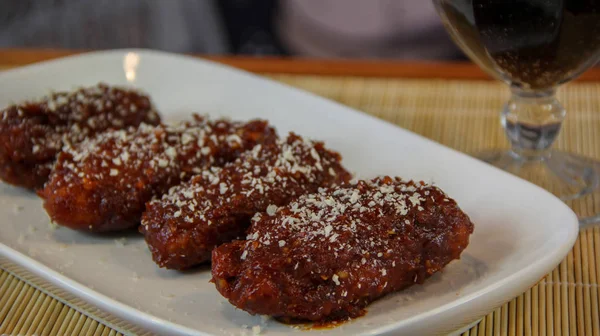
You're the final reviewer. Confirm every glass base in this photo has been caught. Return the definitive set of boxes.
[478,150,600,227]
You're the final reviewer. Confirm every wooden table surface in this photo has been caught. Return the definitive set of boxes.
[2,48,600,80]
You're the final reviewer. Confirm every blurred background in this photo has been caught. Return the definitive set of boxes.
[0,0,465,60]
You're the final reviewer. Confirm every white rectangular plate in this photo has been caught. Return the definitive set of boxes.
[0,50,578,336]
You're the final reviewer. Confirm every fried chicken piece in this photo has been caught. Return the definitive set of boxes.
[38,117,277,232]
[0,83,160,189]
[212,177,474,321]
[141,133,352,270]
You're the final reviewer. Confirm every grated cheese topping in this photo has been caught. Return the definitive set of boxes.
[239,177,452,289]
[1,83,159,157]
[143,133,350,229]
[50,117,258,191]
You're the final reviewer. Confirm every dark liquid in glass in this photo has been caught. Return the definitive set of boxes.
[438,0,600,89]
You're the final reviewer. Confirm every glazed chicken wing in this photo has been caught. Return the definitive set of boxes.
[212,177,474,321]
[141,133,352,270]
[39,117,277,232]
[0,84,160,189]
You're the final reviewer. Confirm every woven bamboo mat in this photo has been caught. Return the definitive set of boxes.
[1,74,599,335]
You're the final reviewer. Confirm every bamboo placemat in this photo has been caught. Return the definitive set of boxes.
[0,73,599,336]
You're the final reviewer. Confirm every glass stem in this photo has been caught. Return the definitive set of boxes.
[501,87,566,161]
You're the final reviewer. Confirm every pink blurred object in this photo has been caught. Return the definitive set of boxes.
[277,0,461,59]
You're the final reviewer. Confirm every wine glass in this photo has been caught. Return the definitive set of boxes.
[434,0,600,225]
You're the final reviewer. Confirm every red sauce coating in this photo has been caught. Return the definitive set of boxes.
[141,133,352,270]
[212,177,474,321]
[39,116,277,232]
[0,83,160,189]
